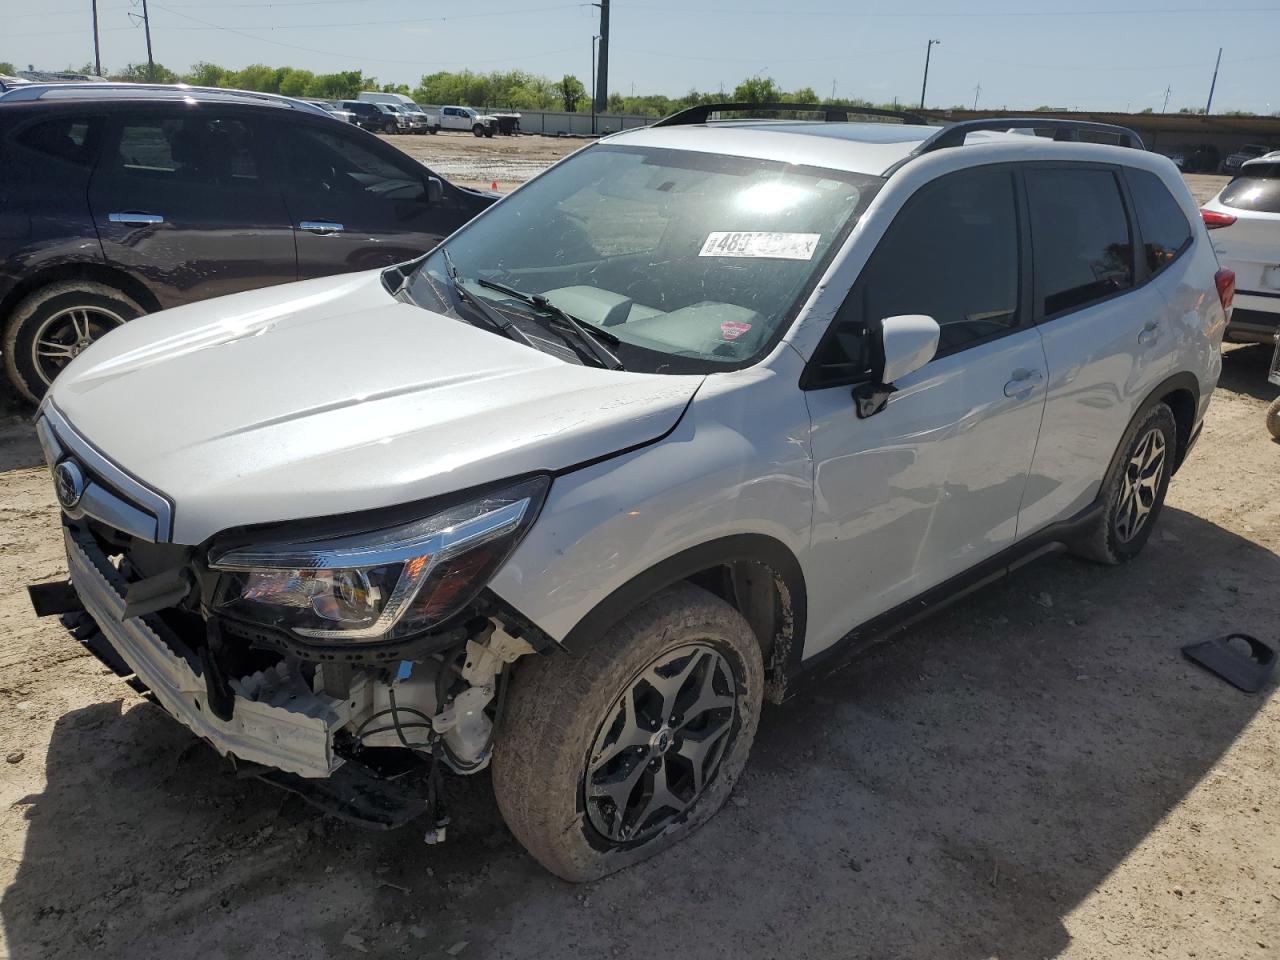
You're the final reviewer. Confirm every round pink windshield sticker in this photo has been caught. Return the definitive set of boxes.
[720,321,752,341]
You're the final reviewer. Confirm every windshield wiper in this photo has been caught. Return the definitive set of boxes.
[439,249,540,351]
[475,278,625,371]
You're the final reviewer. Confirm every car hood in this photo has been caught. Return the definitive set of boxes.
[48,271,702,544]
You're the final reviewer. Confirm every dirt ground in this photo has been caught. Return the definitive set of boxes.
[0,163,1276,960]
[380,130,583,192]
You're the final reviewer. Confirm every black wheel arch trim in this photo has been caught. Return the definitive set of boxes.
[557,533,808,673]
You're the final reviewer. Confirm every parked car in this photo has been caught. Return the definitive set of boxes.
[1202,151,1280,344]
[0,84,496,401]
[357,92,440,134]
[438,105,497,137]
[309,100,356,124]
[28,109,1227,885]
[1220,142,1272,176]
[340,99,400,133]
[1185,144,1221,174]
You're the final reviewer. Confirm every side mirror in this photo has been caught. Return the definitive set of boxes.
[852,314,940,419]
[424,176,443,204]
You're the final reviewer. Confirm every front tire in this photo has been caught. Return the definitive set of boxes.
[1266,396,1280,440]
[472,123,484,137]
[3,280,142,403]
[492,583,764,882]
[1071,403,1177,564]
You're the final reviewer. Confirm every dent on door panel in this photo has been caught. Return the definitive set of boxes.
[1017,281,1175,535]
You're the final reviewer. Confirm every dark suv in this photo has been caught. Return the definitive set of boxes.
[339,100,399,133]
[0,84,495,401]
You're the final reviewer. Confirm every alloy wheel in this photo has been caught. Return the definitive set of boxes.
[30,306,126,388]
[1115,426,1166,543]
[585,643,737,844]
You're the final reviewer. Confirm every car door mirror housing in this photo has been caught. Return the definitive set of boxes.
[425,176,443,204]
[879,314,940,384]
[852,314,940,419]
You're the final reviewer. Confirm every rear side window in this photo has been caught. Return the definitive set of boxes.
[807,167,1020,383]
[113,116,260,186]
[13,116,100,166]
[1218,164,1280,213]
[1127,169,1193,274]
[1026,167,1133,318]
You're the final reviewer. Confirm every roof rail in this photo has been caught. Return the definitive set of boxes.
[654,102,927,127]
[0,82,329,116]
[912,117,1146,155]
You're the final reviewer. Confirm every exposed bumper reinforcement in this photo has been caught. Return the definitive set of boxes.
[64,528,347,778]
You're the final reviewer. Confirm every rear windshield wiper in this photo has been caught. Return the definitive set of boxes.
[475,278,625,371]
[439,249,540,351]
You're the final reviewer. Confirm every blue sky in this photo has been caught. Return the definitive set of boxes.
[5,0,1278,114]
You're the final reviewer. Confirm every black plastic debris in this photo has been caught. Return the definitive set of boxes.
[1183,634,1276,693]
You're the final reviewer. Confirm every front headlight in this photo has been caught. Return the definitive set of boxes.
[209,476,548,642]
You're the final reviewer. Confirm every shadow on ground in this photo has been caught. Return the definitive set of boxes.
[2,503,1273,959]
[1220,342,1278,404]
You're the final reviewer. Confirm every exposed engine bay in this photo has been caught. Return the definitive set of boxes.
[36,517,545,841]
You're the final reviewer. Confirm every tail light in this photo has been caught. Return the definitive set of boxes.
[1201,209,1237,230]
[1215,268,1235,312]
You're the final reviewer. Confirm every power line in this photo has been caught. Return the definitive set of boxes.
[146,2,582,67]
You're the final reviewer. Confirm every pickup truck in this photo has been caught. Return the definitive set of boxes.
[439,105,497,137]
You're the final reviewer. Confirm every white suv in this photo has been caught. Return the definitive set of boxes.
[1201,150,1280,344]
[29,107,1229,883]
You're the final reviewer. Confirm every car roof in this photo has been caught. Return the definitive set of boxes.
[0,82,330,118]
[1241,150,1280,168]
[605,120,1141,178]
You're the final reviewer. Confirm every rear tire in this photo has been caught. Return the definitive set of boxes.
[3,280,143,404]
[483,127,495,138]
[1266,396,1280,440]
[1070,403,1177,565]
[492,583,764,882]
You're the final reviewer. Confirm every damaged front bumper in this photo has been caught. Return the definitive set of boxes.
[62,526,350,778]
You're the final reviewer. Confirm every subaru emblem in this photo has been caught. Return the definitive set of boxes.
[54,459,86,510]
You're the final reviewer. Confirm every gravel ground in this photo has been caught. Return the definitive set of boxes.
[0,165,1275,960]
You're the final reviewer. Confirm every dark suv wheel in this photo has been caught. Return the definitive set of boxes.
[3,281,143,403]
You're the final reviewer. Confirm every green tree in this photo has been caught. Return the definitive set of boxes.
[229,63,279,92]
[184,61,229,87]
[732,75,783,104]
[556,74,587,112]
[277,68,315,98]
[110,62,178,83]
[306,71,365,99]
[0,62,15,75]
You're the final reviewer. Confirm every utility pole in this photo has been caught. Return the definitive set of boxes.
[1204,46,1222,115]
[593,0,610,115]
[141,0,155,81]
[591,35,599,135]
[973,83,981,111]
[91,0,102,76]
[1162,85,1172,114]
[919,38,940,110]
[831,78,837,100]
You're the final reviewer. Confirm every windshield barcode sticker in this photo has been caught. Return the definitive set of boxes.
[699,231,821,260]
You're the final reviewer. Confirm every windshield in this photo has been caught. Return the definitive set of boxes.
[405,144,881,374]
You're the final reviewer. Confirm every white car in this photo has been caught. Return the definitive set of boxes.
[30,108,1228,884]
[1202,151,1280,343]
[438,104,496,137]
